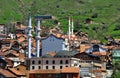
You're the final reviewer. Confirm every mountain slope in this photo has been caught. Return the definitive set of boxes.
[0,0,120,41]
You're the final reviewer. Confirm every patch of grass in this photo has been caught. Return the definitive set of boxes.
[0,0,120,42]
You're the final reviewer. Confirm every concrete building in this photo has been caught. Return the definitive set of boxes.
[42,34,69,55]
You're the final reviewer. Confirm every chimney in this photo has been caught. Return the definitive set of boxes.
[36,19,40,57]
[28,15,32,58]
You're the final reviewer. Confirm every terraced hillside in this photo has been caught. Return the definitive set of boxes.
[0,0,120,41]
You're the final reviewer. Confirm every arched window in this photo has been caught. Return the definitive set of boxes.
[66,60,69,64]
[46,60,49,64]
[52,60,55,64]
[46,66,48,69]
[60,60,63,64]
[38,60,41,64]
[60,66,62,69]
[32,66,35,69]
[38,66,41,69]
[32,60,35,64]
[52,66,55,69]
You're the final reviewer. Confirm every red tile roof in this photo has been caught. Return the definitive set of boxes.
[0,68,16,78]
[30,67,80,74]
[8,68,25,76]
[61,67,79,73]
[30,69,61,74]
[92,52,107,56]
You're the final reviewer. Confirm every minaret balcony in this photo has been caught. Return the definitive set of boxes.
[36,36,40,40]
[28,34,32,37]
[36,28,41,32]
[27,26,32,30]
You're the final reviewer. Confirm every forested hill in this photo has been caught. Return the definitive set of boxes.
[0,0,120,41]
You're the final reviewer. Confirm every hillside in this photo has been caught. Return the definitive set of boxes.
[0,0,120,41]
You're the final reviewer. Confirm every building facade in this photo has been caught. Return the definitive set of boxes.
[26,57,79,70]
[112,49,120,62]
[42,34,67,55]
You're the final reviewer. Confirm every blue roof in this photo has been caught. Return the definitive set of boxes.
[0,57,7,63]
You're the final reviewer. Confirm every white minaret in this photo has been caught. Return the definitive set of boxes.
[71,18,74,35]
[68,17,71,40]
[68,17,71,51]
[28,15,32,58]
[36,19,40,57]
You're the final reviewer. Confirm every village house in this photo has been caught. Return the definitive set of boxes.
[0,24,7,34]
[112,47,120,63]
[74,52,107,78]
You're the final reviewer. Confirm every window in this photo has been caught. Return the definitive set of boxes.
[17,61,19,64]
[46,60,49,64]
[52,66,55,69]
[32,66,35,69]
[93,45,99,52]
[52,60,55,64]
[60,66,62,69]
[32,60,35,64]
[74,63,78,66]
[66,60,69,64]
[79,65,81,68]
[38,66,41,69]
[17,68,19,70]
[38,60,41,64]
[46,66,48,69]
[60,60,63,64]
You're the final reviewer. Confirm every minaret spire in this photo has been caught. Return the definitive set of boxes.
[36,19,40,57]
[28,13,32,58]
[71,18,74,35]
[68,16,71,40]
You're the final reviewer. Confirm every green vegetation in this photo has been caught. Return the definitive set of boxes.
[111,61,120,78]
[0,0,120,41]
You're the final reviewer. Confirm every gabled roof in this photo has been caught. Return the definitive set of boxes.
[74,52,100,60]
[92,51,107,56]
[0,68,16,78]
[54,50,78,58]
[42,34,64,40]
[5,52,19,57]
[85,44,107,53]
[8,68,25,76]
[14,63,26,68]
